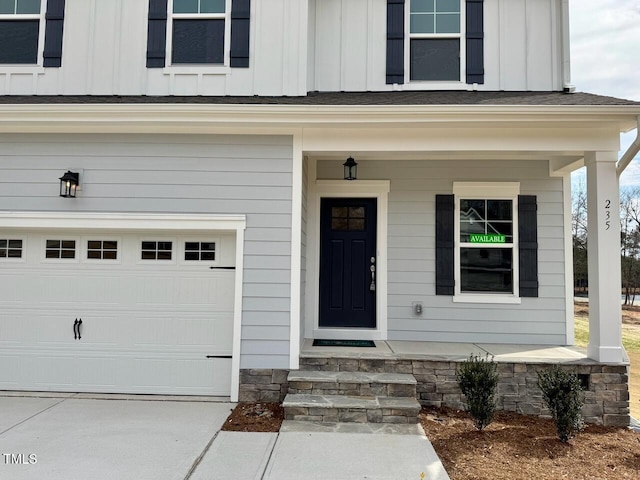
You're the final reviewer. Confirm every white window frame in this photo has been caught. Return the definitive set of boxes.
[0,235,26,262]
[165,0,232,72]
[0,0,46,71]
[405,0,466,88]
[453,182,520,304]
[179,237,219,265]
[138,238,177,264]
[41,236,79,263]
[83,237,121,264]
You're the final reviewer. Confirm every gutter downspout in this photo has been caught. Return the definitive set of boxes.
[617,116,640,176]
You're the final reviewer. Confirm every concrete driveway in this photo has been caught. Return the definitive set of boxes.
[0,393,232,480]
[0,393,450,480]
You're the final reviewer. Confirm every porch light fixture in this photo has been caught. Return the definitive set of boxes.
[59,171,79,198]
[343,156,358,181]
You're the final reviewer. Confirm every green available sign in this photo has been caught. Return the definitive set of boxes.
[470,234,506,244]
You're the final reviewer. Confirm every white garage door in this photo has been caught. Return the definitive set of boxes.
[0,230,235,396]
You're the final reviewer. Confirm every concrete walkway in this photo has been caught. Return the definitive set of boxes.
[0,394,449,480]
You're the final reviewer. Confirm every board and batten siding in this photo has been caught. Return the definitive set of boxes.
[316,159,566,345]
[0,0,308,96]
[0,133,293,369]
[309,0,563,92]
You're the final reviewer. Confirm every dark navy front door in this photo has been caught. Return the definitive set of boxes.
[319,198,377,328]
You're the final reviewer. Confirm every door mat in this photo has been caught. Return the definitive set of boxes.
[312,339,376,347]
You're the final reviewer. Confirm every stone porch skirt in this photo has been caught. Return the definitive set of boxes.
[238,341,630,427]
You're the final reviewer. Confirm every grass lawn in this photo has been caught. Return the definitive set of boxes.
[574,303,640,419]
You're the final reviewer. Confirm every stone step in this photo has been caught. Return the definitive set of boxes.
[287,370,417,397]
[299,355,414,374]
[283,393,421,424]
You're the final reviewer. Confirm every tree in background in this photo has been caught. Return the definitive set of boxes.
[572,181,640,304]
[572,181,588,294]
[620,187,640,305]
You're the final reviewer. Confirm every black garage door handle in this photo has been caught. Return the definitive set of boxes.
[77,319,82,340]
[73,319,78,340]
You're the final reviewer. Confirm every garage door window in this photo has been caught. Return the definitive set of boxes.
[184,241,216,261]
[87,240,118,260]
[46,239,76,259]
[0,238,23,259]
[141,241,173,260]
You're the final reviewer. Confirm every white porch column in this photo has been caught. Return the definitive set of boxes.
[585,151,624,363]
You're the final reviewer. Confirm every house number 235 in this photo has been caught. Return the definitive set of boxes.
[604,199,611,230]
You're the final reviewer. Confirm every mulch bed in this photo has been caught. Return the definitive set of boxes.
[420,406,640,480]
[221,402,284,432]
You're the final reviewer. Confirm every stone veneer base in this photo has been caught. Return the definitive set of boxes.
[239,358,630,427]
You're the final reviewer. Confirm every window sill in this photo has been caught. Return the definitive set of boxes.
[398,81,470,91]
[453,294,522,305]
[162,65,231,75]
[0,65,45,74]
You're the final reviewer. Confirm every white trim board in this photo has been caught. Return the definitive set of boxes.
[0,211,246,402]
[307,180,390,341]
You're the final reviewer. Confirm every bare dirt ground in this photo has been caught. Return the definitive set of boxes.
[420,406,640,480]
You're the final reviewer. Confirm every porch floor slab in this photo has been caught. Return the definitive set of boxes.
[301,339,629,365]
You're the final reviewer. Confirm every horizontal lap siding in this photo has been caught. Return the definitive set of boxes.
[317,159,566,345]
[0,133,293,369]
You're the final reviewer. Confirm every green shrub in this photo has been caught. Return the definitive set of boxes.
[537,365,585,442]
[456,354,499,431]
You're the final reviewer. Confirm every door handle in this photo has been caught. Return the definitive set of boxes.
[370,265,376,291]
[73,319,78,340]
[77,319,82,340]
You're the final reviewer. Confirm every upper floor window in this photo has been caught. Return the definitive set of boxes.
[0,0,42,64]
[146,0,250,69]
[409,0,461,81]
[169,0,228,65]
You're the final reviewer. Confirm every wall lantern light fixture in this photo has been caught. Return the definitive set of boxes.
[343,156,358,181]
[59,171,79,198]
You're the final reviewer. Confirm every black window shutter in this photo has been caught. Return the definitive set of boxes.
[465,0,484,84]
[386,0,404,84]
[146,0,168,68]
[518,195,538,298]
[435,194,455,295]
[230,0,250,67]
[43,0,65,68]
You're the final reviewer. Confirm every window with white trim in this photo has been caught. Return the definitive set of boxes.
[0,0,43,64]
[453,183,519,301]
[0,238,23,259]
[45,239,76,259]
[87,240,118,260]
[409,0,462,81]
[169,0,229,65]
[184,241,216,261]
[141,241,173,261]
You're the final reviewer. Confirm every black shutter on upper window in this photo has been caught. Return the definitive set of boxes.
[435,194,455,295]
[466,0,484,84]
[386,0,404,84]
[518,195,538,298]
[42,0,65,67]
[230,0,250,67]
[146,0,168,68]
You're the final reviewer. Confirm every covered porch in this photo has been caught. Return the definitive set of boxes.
[291,98,640,369]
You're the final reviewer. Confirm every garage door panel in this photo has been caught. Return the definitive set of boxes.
[128,314,233,352]
[0,230,236,396]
